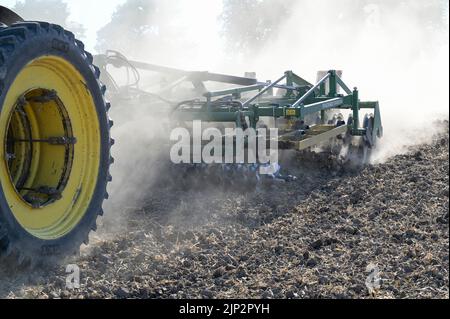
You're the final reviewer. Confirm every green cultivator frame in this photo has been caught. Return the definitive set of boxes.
[96,51,383,164]
[172,70,383,152]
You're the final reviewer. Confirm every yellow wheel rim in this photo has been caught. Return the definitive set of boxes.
[0,55,101,240]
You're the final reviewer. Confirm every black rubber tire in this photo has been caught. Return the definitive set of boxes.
[0,6,24,26]
[0,22,113,265]
[359,114,376,164]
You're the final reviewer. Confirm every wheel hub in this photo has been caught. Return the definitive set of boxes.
[6,88,75,208]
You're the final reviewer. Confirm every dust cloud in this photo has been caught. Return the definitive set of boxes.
[238,0,449,162]
[93,0,448,230]
[12,0,449,230]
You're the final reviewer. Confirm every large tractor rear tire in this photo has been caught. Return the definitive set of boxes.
[0,21,113,265]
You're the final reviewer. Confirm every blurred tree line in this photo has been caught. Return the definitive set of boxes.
[9,0,449,55]
[12,0,86,39]
[220,0,296,54]
[95,0,160,54]
[96,0,448,56]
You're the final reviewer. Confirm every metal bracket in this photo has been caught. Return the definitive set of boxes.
[15,136,77,145]
[27,90,58,103]
[21,186,63,207]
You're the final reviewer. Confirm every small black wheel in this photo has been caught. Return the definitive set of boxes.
[360,114,377,164]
